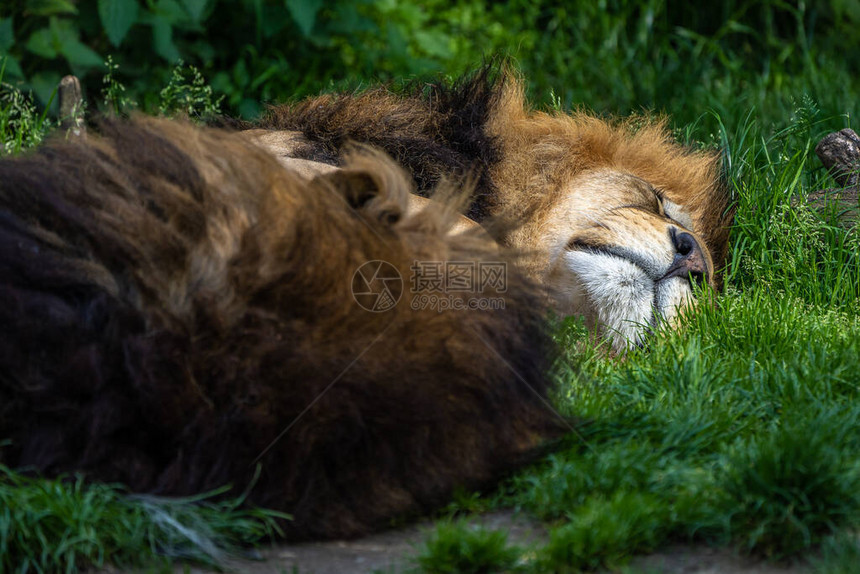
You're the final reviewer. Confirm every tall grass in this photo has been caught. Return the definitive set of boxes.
[480,0,860,138]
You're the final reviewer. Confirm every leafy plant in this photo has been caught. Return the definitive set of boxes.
[102,54,132,114]
[0,57,53,154]
[0,0,856,129]
[158,59,222,117]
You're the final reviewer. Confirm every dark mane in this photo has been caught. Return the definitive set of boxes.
[257,66,506,220]
[0,117,564,540]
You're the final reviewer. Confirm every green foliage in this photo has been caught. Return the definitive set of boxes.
[510,294,860,565]
[718,408,860,557]
[100,56,221,118]
[101,54,131,114]
[512,441,717,528]
[719,100,860,308]
[99,0,139,48]
[535,492,669,573]
[158,59,223,117]
[0,464,287,573]
[811,534,860,574]
[412,520,524,574]
[1,0,859,129]
[0,58,53,154]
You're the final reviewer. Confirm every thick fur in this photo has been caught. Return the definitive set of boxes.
[0,118,563,540]
[258,67,504,221]
[257,68,734,350]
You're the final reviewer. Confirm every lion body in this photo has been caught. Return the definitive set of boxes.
[0,118,561,539]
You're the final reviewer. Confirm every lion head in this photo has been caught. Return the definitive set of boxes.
[255,66,734,352]
[486,81,732,351]
[526,170,714,349]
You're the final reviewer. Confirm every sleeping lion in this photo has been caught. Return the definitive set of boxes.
[249,67,734,351]
[0,67,731,544]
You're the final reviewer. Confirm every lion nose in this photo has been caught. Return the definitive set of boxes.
[660,230,708,285]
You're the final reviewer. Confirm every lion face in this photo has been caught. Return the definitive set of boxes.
[537,169,715,351]
[482,80,731,353]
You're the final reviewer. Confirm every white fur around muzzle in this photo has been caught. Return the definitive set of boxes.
[560,250,694,351]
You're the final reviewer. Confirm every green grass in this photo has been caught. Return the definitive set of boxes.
[0,464,287,573]
[412,520,526,573]
[811,535,860,574]
[7,0,860,131]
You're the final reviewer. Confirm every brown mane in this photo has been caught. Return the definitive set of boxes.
[257,67,506,220]
[0,117,563,540]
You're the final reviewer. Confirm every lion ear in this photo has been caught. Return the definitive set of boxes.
[323,169,379,210]
[316,168,403,226]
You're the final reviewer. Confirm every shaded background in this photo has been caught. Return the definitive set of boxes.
[2,0,859,133]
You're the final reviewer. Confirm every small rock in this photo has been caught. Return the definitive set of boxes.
[815,128,860,187]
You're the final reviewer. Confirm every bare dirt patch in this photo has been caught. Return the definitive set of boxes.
[183,510,813,574]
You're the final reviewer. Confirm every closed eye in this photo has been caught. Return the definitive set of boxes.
[661,198,695,230]
[566,238,667,279]
[652,187,667,217]
[652,187,697,231]
[606,203,667,220]
[566,238,604,252]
